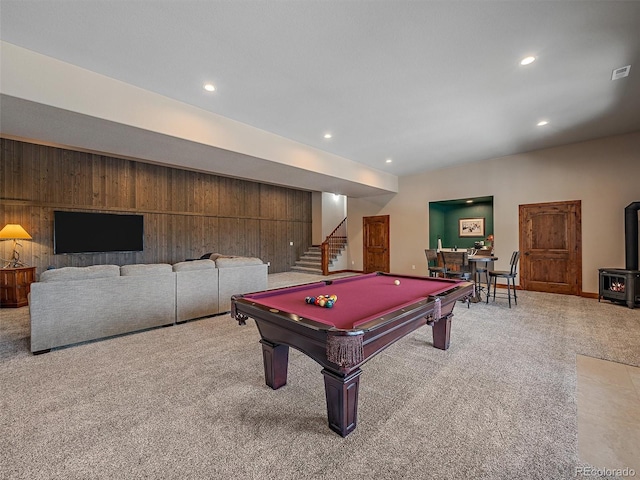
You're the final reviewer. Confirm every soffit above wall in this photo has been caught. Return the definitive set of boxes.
[0,43,398,198]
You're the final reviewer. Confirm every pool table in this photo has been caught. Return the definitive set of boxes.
[231,272,473,437]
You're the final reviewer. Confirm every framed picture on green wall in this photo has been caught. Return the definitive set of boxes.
[459,218,485,237]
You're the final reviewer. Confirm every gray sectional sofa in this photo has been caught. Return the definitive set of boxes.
[29,257,267,353]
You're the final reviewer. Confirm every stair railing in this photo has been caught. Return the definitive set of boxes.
[321,217,347,275]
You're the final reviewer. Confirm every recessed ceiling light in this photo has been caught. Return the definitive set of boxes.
[324,133,332,139]
[203,83,216,92]
[537,120,549,126]
[385,159,392,164]
[520,56,536,66]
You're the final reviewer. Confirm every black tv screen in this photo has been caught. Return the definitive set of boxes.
[54,211,144,254]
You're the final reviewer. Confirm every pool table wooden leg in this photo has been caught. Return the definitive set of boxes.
[431,313,453,350]
[322,368,362,437]
[260,339,289,389]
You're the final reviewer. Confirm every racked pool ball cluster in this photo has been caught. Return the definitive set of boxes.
[304,294,338,308]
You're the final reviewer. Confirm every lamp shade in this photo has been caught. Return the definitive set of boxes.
[0,224,32,240]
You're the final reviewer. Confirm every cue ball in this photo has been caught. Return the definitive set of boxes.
[394,280,400,285]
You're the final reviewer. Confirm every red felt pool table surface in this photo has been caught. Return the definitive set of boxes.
[241,273,462,330]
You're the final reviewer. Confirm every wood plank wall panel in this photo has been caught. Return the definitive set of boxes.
[260,184,280,220]
[201,216,221,257]
[0,139,312,276]
[242,219,262,259]
[219,177,244,218]
[200,173,220,216]
[259,220,280,271]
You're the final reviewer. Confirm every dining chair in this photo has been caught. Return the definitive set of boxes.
[487,251,520,307]
[424,249,445,277]
[440,251,473,281]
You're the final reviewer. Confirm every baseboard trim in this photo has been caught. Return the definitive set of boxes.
[581,292,598,299]
[493,284,598,298]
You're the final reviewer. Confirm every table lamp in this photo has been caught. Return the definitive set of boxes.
[0,224,32,268]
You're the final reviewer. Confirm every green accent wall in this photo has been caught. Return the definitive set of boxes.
[429,199,494,249]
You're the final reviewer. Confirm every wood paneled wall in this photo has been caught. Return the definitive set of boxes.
[0,139,312,276]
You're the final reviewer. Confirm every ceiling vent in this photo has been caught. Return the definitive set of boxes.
[611,65,631,80]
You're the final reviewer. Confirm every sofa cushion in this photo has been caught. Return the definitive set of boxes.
[173,259,216,272]
[120,264,173,276]
[40,265,121,282]
[215,256,264,268]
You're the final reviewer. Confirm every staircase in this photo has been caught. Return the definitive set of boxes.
[292,218,348,275]
[291,242,346,274]
[291,246,324,274]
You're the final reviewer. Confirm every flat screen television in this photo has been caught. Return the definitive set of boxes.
[54,211,144,254]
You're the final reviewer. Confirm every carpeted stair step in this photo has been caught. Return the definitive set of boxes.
[290,265,323,274]
[290,244,346,274]
[295,259,322,268]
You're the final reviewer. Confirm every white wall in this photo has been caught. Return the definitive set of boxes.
[322,193,347,238]
[311,192,347,245]
[347,131,640,294]
[329,251,349,272]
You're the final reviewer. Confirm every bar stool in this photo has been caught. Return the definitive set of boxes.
[471,248,492,301]
[487,251,520,307]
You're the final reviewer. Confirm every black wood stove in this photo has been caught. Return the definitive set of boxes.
[599,202,640,309]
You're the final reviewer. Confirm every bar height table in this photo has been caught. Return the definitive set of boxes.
[468,256,497,303]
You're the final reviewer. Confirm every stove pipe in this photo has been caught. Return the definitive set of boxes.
[625,202,640,271]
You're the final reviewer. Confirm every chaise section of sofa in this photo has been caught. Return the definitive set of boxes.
[215,256,268,313]
[29,264,176,353]
[173,259,219,322]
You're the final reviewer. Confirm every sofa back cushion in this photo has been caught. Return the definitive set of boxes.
[40,265,121,282]
[120,264,173,276]
[173,259,216,272]
[215,257,263,268]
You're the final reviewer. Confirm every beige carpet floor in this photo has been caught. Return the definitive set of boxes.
[1,273,639,479]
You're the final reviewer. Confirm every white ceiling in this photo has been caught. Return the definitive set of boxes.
[1,1,640,195]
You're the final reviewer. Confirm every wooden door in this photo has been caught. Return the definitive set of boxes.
[519,200,582,295]
[363,215,390,273]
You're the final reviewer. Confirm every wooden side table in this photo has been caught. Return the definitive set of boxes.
[0,266,36,308]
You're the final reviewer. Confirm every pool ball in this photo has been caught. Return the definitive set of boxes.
[394,280,401,286]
